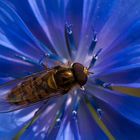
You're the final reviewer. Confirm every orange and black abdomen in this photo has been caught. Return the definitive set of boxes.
[7,71,59,105]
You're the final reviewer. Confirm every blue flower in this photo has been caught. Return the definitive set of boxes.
[0,0,140,140]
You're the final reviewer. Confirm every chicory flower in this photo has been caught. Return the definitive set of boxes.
[0,0,140,140]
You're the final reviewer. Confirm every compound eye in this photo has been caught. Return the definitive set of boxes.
[72,63,88,86]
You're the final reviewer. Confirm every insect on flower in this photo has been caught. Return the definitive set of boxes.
[0,23,99,114]
[7,62,90,106]
[0,10,107,138]
[1,0,140,140]
[0,20,106,139]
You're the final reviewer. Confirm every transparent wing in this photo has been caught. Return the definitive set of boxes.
[0,69,62,113]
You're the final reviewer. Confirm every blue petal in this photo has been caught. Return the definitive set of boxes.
[0,104,40,139]
[97,19,140,68]
[88,96,140,140]
[0,0,47,77]
[0,0,66,79]
[7,0,84,59]
[87,84,140,125]
[76,0,115,62]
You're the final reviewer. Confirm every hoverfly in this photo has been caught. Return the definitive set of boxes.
[0,62,90,113]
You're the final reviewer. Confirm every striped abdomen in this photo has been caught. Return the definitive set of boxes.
[7,71,59,105]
